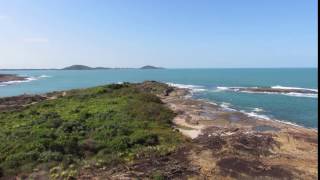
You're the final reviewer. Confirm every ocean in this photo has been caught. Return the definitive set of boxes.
[0,68,317,128]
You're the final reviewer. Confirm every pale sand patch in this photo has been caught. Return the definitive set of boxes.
[178,129,202,139]
[173,116,205,139]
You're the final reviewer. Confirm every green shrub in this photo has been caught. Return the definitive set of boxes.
[152,171,166,180]
[44,117,63,129]
[0,82,181,177]
[39,151,63,162]
[130,131,159,146]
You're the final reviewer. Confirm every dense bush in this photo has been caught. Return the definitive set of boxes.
[0,83,182,177]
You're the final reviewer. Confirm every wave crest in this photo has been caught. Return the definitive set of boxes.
[216,85,318,98]
[0,75,51,87]
[166,82,206,92]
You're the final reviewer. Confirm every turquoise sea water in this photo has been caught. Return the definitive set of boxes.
[0,68,318,128]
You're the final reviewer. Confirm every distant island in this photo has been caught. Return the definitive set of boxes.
[62,65,110,70]
[140,65,164,69]
[0,65,165,70]
[62,65,164,70]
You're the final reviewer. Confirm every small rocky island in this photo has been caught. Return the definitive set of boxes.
[224,87,318,94]
[0,74,27,83]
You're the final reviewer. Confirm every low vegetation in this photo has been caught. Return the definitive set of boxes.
[0,82,183,178]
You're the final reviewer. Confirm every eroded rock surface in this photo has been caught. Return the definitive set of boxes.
[224,87,317,94]
[0,74,27,83]
[158,83,318,179]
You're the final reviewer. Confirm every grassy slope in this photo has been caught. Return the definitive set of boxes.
[0,83,183,178]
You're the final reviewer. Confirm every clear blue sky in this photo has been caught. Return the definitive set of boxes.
[0,0,317,68]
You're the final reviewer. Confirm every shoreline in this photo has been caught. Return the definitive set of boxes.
[165,84,317,132]
[0,81,317,132]
[158,83,318,178]
[0,74,52,88]
[194,97,309,129]
[0,74,28,84]
[0,81,318,179]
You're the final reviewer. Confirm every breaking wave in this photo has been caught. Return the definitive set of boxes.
[0,75,51,87]
[240,110,302,127]
[166,82,207,93]
[219,102,237,111]
[216,85,318,98]
[217,102,303,127]
[271,85,318,92]
[252,107,264,112]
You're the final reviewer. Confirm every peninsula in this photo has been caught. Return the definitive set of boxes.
[0,81,317,179]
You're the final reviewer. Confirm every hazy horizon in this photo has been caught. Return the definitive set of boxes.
[0,64,318,70]
[0,0,318,69]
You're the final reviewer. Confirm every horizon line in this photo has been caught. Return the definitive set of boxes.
[0,67,318,70]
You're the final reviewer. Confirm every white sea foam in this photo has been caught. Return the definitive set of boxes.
[201,86,309,127]
[216,86,230,90]
[0,75,50,87]
[0,77,35,86]
[252,107,264,112]
[217,101,272,120]
[207,101,218,106]
[215,101,304,127]
[238,110,303,127]
[284,92,318,98]
[219,102,237,111]
[240,110,271,120]
[216,85,318,98]
[240,90,318,98]
[166,82,206,92]
[271,85,318,92]
[38,74,51,78]
[272,119,302,127]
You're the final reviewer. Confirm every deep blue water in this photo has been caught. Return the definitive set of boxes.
[0,68,317,128]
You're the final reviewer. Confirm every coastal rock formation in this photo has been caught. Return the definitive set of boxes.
[221,86,318,94]
[0,81,317,179]
[0,94,46,112]
[158,83,318,179]
[0,74,27,83]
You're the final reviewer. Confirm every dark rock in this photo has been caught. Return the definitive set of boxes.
[0,74,27,83]
[163,87,174,96]
[217,157,293,179]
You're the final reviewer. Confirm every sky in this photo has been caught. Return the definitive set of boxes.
[0,0,318,68]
